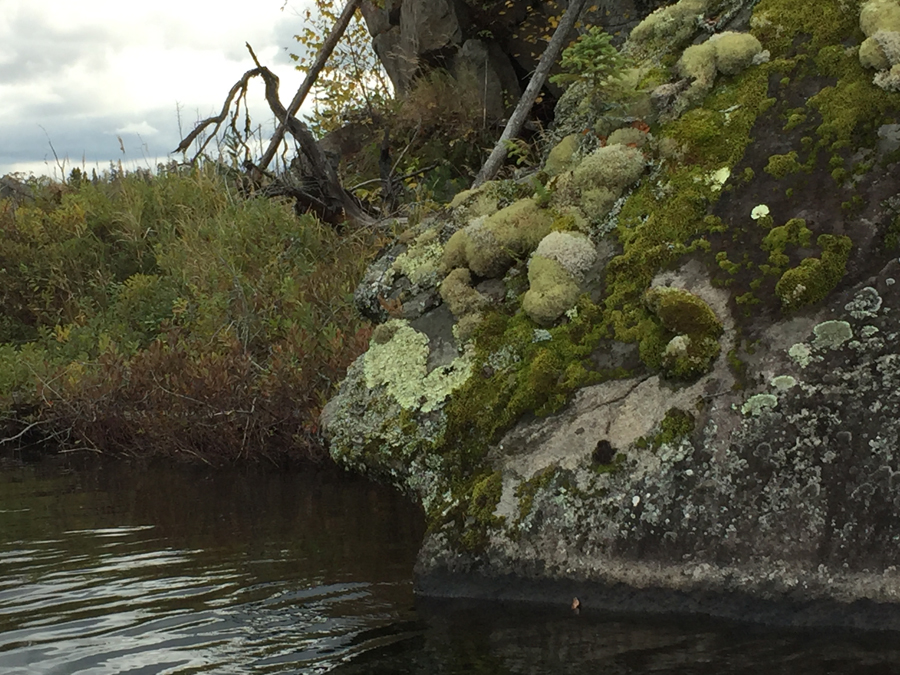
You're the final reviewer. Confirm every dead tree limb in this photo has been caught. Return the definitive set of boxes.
[258,0,363,173]
[472,0,589,188]
[174,71,258,160]
[251,61,372,225]
[175,46,372,227]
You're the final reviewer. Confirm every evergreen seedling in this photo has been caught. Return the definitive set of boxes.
[551,27,628,93]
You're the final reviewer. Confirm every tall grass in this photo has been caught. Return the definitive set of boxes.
[0,164,383,464]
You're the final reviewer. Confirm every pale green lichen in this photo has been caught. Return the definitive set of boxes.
[544,134,580,176]
[522,256,581,326]
[873,63,900,91]
[709,32,765,76]
[553,144,646,222]
[629,0,710,52]
[771,375,798,391]
[789,342,813,367]
[441,198,554,278]
[607,127,648,148]
[845,287,883,319]
[860,0,900,37]
[859,1,900,90]
[706,166,731,191]
[812,320,854,349]
[742,393,779,415]
[520,228,596,328]
[440,268,489,317]
[533,231,597,280]
[364,319,473,413]
[859,31,900,70]
[392,231,444,286]
[675,32,764,113]
[751,204,770,220]
[449,183,501,221]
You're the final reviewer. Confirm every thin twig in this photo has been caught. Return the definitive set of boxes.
[349,163,439,191]
[0,419,50,445]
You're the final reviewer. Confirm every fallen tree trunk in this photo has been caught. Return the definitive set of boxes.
[472,0,589,188]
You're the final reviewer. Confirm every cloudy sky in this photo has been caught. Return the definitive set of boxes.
[0,0,321,178]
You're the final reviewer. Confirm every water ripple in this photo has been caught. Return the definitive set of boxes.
[0,465,423,674]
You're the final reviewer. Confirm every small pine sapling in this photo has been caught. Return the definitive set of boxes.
[550,27,629,94]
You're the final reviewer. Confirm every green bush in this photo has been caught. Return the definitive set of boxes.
[0,165,382,463]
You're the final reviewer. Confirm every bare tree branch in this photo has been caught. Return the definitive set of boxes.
[0,419,50,445]
[258,0,364,173]
[175,45,372,227]
[173,71,258,158]
[252,61,372,225]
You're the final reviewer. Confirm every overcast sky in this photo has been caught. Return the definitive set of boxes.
[0,0,320,178]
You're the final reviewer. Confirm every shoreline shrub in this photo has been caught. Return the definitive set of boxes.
[0,165,382,464]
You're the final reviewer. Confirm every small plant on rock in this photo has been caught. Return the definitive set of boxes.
[550,27,629,94]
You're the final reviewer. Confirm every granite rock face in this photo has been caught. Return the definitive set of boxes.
[324,0,900,628]
[360,0,663,109]
[415,278,900,627]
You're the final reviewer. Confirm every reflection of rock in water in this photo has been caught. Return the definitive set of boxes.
[333,597,900,675]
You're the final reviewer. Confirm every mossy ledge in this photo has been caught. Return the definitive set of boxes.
[323,0,900,627]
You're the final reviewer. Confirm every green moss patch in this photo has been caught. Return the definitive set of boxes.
[636,406,697,450]
[441,198,554,278]
[775,234,853,308]
[641,287,724,379]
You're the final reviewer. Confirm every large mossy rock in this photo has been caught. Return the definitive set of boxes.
[360,0,665,107]
[324,0,900,628]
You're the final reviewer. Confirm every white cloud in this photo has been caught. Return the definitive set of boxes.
[0,0,318,176]
[115,122,160,136]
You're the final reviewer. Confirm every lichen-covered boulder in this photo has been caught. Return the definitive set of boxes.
[322,317,475,507]
[326,0,900,630]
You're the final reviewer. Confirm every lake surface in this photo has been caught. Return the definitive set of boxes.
[1,455,899,674]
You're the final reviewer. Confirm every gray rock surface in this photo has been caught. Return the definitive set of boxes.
[362,0,665,112]
[324,0,900,629]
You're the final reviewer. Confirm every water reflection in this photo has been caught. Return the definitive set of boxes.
[3,458,900,674]
[335,598,900,675]
[0,458,424,674]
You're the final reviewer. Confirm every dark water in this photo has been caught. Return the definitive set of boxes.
[1,458,899,674]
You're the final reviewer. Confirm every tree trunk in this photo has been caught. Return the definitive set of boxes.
[472,0,589,188]
[258,0,364,173]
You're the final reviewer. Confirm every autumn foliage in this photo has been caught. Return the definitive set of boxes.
[0,164,382,464]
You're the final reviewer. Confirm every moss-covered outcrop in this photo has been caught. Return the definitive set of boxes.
[323,0,900,628]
